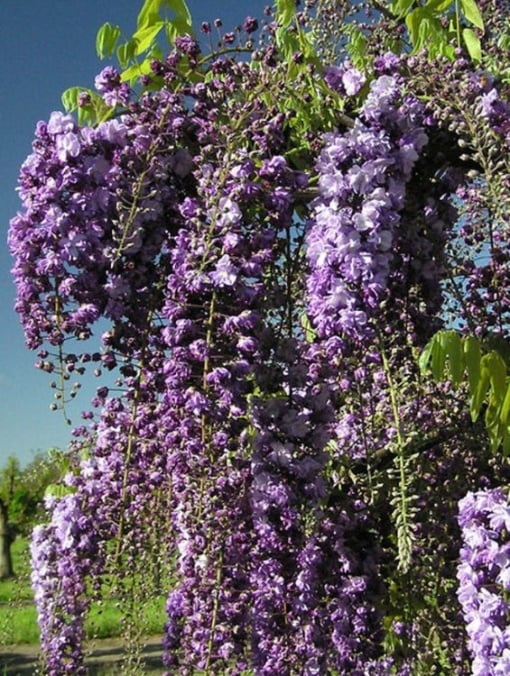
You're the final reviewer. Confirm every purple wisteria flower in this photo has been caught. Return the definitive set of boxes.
[457,488,510,675]
[324,63,366,96]
[306,72,428,344]
[94,65,131,106]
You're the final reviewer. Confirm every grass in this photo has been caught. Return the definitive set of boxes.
[0,537,168,647]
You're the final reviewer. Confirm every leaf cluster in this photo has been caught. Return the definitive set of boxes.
[420,330,510,453]
[391,0,484,61]
[62,0,194,126]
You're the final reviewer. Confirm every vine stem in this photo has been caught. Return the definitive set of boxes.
[378,337,413,573]
[113,373,142,566]
[204,549,224,673]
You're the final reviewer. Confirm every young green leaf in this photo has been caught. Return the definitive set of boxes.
[440,330,464,387]
[499,383,510,430]
[483,352,507,403]
[167,0,192,25]
[418,337,434,374]
[471,359,490,422]
[61,86,82,113]
[462,27,482,61]
[96,22,121,59]
[391,0,414,19]
[132,22,164,55]
[430,334,447,381]
[461,0,484,29]
[276,0,296,27]
[300,314,317,344]
[117,38,138,69]
[345,25,369,69]
[120,58,154,85]
[464,335,481,398]
[425,0,453,11]
[137,0,163,29]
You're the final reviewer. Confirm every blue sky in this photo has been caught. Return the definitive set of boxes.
[0,0,266,466]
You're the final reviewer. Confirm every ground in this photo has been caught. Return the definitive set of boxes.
[0,636,165,675]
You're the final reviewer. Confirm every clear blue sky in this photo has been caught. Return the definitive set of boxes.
[0,0,266,467]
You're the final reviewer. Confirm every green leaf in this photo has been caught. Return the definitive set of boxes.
[483,352,507,403]
[500,383,510,427]
[430,334,447,381]
[117,39,138,68]
[345,25,369,69]
[391,0,415,18]
[300,314,316,344]
[462,27,482,61]
[464,335,481,398]
[484,334,510,367]
[276,26,299,56]
[276,0,296,27]
[406,8,421,47]
[418,339,434,374]
[132,21,164,55]
[167,0,192,25]
[120,58,155,85]
[61,86,82,113]
[171,16,194,38]
[440,331,464,386]
[484,399,504,453]
[137,0,163,29]
[45,483,75,499]
[461,0,484,29]
[471,359,490,421]
[425,0,453,11]
[96,22,121,59]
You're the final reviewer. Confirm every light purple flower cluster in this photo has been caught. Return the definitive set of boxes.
[154,82,319,669]
[306,69,428,343]
[457,488,510,675]
[30,493,100,675]
[8,93,191,355]
[11,17,510,674]
[94,66,131,107]
[10,72,199,672]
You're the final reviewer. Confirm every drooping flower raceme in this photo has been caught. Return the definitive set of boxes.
[306,71,428,344]
[457,488,510,675]
[9,13,510,675]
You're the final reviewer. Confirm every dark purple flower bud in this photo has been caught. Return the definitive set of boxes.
[175,34,201,58]
[242,16,259,34]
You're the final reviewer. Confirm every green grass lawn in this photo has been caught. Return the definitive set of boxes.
[0,538,167,646]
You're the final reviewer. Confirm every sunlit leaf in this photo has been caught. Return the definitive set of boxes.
[391,0,414,18]
[61,86,82,113]
[483,352,507,403]
[300,314,316,344]
[461,0,484,29]
[117,38,138,68]
[464,335,481,398]
[440,330,464,386]
[426,0,453,11]
[463,27,482,61]
[137,0,163,29]
[276,0,296,27]
[132,22,164,55]
[471,359,490,421]
[167,0,192,25]
[96,22,121,59]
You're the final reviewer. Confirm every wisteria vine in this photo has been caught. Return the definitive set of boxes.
[8,0,510,674]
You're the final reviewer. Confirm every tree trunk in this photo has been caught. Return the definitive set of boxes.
[0,497,14,579]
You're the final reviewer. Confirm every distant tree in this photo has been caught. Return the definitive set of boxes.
[0,452,62,578]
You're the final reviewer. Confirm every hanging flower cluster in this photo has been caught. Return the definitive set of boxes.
[8,2,510,674]
[306,64,429,344]
[457,489,510,675]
